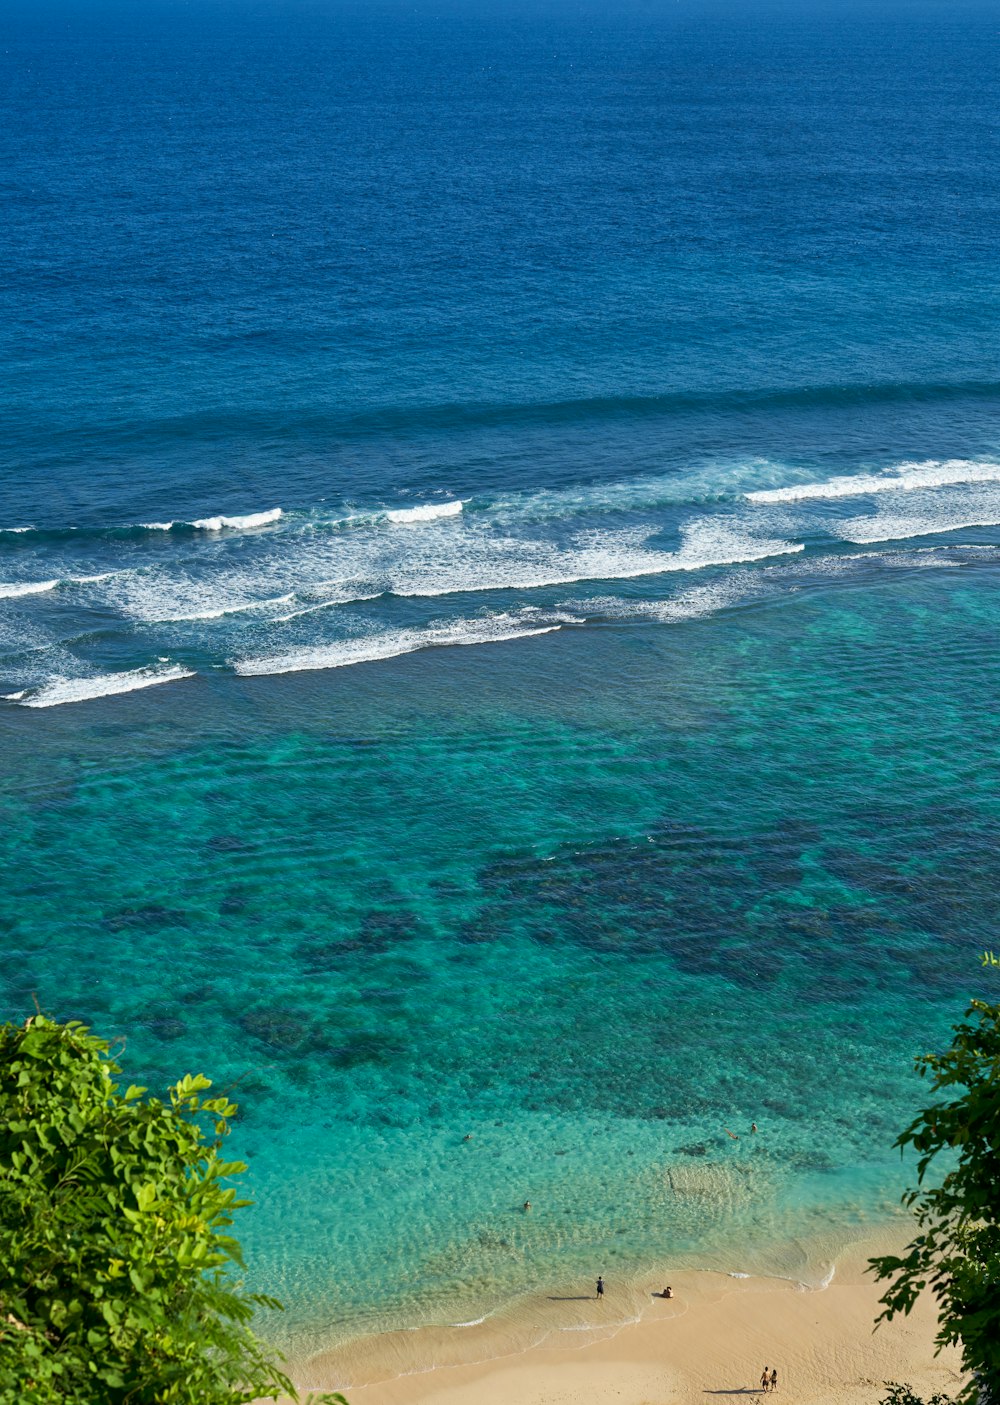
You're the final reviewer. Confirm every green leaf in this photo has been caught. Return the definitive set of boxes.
[869,984,1000,1404]
[0,1015,308,1405]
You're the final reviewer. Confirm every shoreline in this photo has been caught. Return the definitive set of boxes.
[275,1223,963,1404]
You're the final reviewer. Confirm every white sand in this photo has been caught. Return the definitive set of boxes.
[284,1234,963,1405]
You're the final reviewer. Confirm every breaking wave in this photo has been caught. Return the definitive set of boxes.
[0,572,128,602]
[383,501,464,524]
[0,579,60,599]
[838,486,1000,544]
[233,615,561,677]
[747,458,1000,504]
[3,662,194,708]
[142,508,284,533]
[388,523,802,599]
[6,455,1000,707]
[0,509,284,544]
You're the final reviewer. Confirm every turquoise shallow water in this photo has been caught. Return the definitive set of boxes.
[2,557,995,1357]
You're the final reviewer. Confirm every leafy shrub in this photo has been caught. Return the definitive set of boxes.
[870,978,1000,1405]
[0,1016,345,1405]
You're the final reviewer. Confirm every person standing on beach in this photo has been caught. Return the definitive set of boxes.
[596,1275,604,1299]
[760,1367,770,1392]
[770,1368,778,1392]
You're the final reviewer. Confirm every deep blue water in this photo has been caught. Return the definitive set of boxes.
[2,0,1000,1375]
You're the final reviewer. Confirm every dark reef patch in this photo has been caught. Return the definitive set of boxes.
[463,808,980,997]
[103,904,190,931]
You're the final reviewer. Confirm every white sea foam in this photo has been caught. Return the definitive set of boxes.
[93,519,805,641]
[582,539,994,628]
[747,458,1000,504]
[142,508,283,532]
[390,522,802,599]
[120,577,378,626]
[311,498,462,530]
[839,500,1000,544]
[486,461,781,525]
[384,500,464,524]
[105,567,304,624]
[0,579,59,599]
[3,662,194,708]
[0,628,59,664]
[651,580,756,620]
[191,507,283,531]
[272,592,381,624]
[0,573,124,600]
[580,578,757,625]
[233,615,560,677]
[571,538,974,629]
[160,592,298,623]
[669,520,803,570]
[840,547,970,568]
[203,520,797,610]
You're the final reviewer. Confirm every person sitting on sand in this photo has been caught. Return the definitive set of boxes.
[658,1286,673,1299]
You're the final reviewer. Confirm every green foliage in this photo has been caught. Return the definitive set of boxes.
[879,1382,957,1405]
[869,984,1000,1405]
[0,1016,347,1405]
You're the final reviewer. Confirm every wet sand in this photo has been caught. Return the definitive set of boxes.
[284,1232,962,1405]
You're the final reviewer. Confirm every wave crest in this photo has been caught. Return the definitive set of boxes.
[0,579,59,599]
[143,508,283,532]
[233,614,559,677]
[4,663,194,708]
[384,500,464,524]
[747,458,1000,504]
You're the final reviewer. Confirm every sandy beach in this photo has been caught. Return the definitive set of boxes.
[287,1233,964,1405]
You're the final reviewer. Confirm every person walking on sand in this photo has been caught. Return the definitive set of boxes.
[596,1275,604,1299]
[760,1367,770,1393]
[770,1368,778,1392]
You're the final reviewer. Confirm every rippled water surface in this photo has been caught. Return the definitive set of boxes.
[2,0,999,1362]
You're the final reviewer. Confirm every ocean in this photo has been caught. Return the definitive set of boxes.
[2,0,999,1380]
